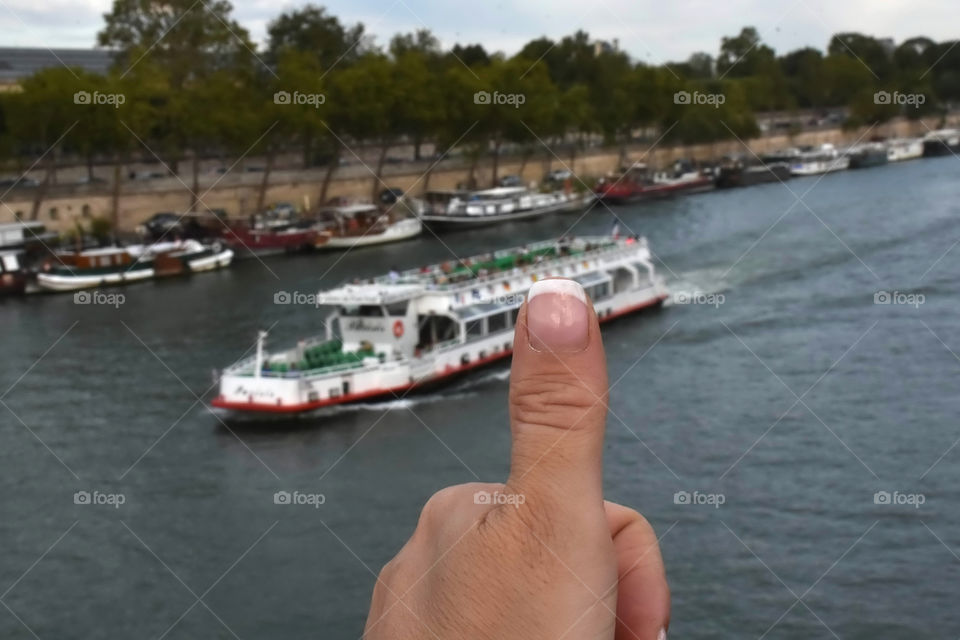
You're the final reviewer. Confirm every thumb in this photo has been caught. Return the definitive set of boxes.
[507,278,609,506]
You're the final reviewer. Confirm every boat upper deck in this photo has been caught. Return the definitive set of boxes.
[316,236,649,305]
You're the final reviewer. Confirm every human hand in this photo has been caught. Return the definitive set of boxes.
[364,278,670,639]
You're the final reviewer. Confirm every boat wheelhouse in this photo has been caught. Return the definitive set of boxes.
[419,186,593,230]
[885,138,924,163]
[0,251,27,296]
[0,221,58,252]
[212,236,668,416]
[790,144,850,176]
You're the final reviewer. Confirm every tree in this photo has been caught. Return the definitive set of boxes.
[827,32,893,80]
[99,0,253,87]
[327,54,400,201]
[718,27,776,77]
[266,4,367,69]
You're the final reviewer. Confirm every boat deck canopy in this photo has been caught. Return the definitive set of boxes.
[574,271,613,287]
[317,283,425,305]
[455,301,517,322]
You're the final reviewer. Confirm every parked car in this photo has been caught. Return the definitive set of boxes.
[379,188,404,205]
[75,176,107,185]
[0,176,39,188]
[545,169,573,183]
[498,174,523,187]
[139,213,182,238]
[270,202,297,217]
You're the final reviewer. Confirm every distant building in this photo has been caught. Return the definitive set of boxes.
[593,39,621,56]
[0,47,114,92]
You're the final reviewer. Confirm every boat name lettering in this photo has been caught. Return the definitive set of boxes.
[347,319,386,333]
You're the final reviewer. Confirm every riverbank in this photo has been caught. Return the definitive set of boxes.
[1,115,953,233]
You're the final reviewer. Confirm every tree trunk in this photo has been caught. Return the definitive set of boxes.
[467,152,480,190]
[87,155,95,181]
[30,150,56,221]
[414,135,422,161]
[422,166,433,194]
[302,134,313,169]
[256,148,276,213]
[490,137,502,187]
[372,143,390,202]
[518,149,533,180]
[190,151,201,211]
[111,154,123,233]
[319,149,341,205]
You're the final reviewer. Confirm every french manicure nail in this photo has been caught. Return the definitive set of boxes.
[526,279,589,353]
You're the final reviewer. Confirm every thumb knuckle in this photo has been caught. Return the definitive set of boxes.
[510,374,606,432]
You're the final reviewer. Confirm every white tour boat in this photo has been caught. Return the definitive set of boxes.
[420,186,594,231]
[885,138,924,163]
[790,144,851,176]
[211,236,668,416]
[36,239,233,292]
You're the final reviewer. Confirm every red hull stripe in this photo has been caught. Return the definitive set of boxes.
[211,295,667,414]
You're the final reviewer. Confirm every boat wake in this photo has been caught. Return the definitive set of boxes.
[663,267,731,307]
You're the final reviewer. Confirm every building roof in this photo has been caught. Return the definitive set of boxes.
[0,48,114,84]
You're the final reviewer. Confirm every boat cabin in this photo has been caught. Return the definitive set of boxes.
[55,247,135,270]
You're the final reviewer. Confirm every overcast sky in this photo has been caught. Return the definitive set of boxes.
[2,0,957,63]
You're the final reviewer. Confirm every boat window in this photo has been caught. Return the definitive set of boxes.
[511,307,520,326]
[1,254,18,271]
[341,305,385,317]
[385,301,408,316]
[100,256,111,267]
[466,319,484,338]
[488,312,507,334]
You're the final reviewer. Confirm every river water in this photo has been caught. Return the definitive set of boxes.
[2,156,959,638]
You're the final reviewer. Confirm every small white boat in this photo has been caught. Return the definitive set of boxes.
[885,138,924,163]
[212,235,668,417]
[420,187,594,230]
[790,144,850,176]
[314,202,422,250]
[36,240,233,292]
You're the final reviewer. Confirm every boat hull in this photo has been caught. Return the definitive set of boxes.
[35,249,233,292]
[594,179,715,204]
[923,139,960,157]
[715,165,791,189]
[318,219,422,249]
[211,293,667,417]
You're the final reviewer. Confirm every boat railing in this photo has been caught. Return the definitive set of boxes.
[234,358,369,379]
[420,240,647,292]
